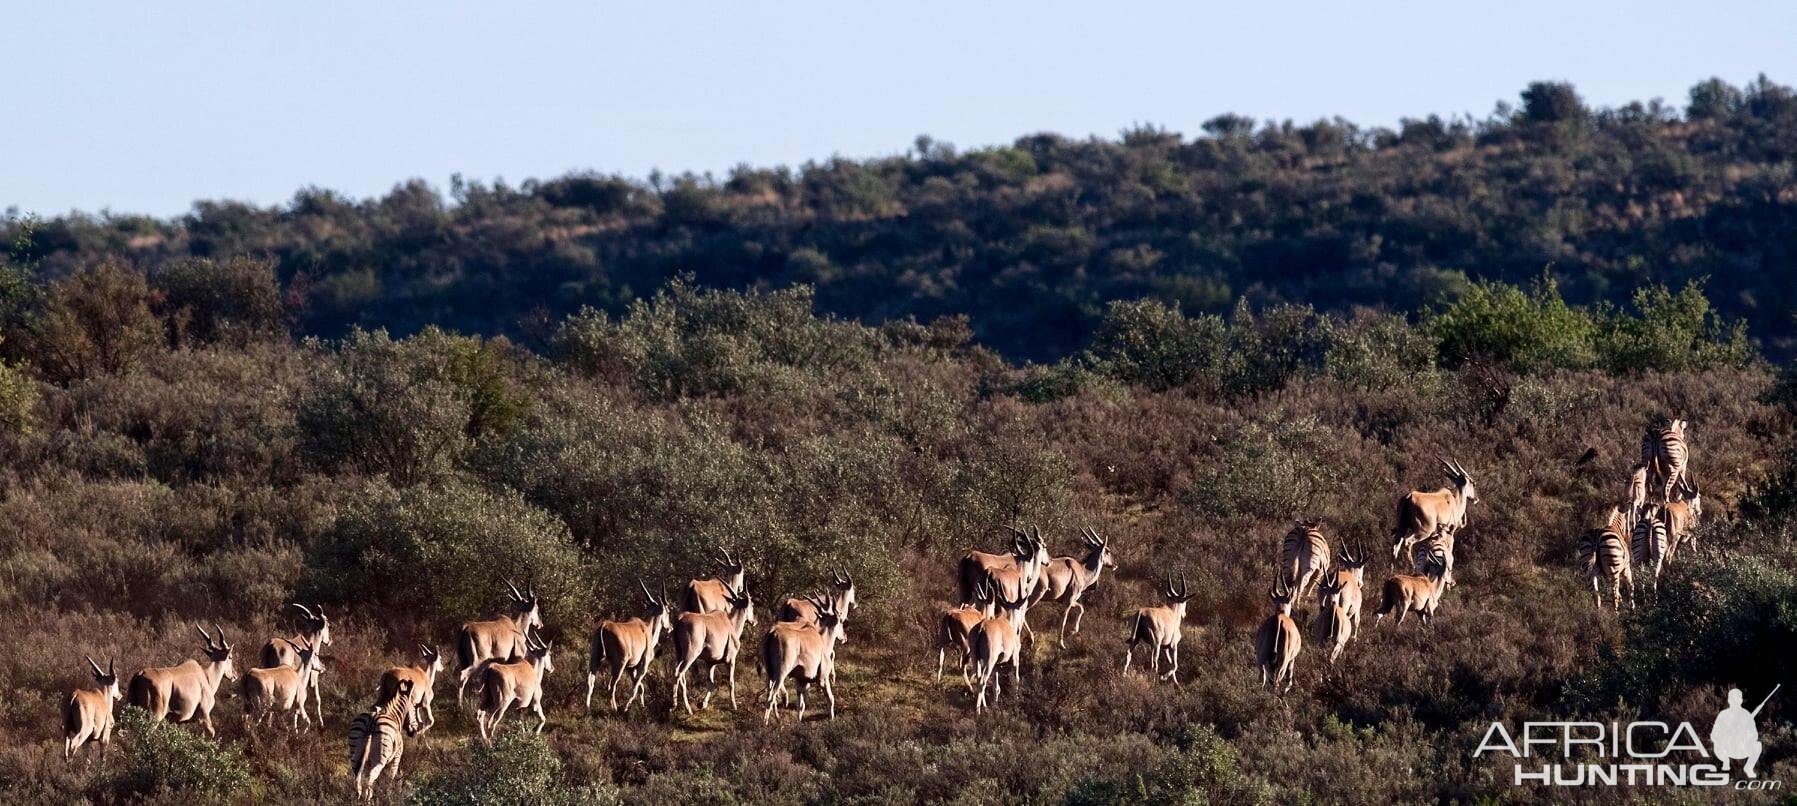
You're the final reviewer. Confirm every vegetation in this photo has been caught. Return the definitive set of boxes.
[3,78,1797,800]
[7,78,1797,362]
[0,252,1786,802]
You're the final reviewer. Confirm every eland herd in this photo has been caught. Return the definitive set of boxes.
[55,419,1701,798]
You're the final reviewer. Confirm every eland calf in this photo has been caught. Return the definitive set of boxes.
[476,630,554,744]
[1255,577,1302,692]
[454,578,542,707]
[63,656,120,762]
[1123,574,1195,684]
[259,603,332,727]
[1376,542,1454,627]
[241,636,327,734]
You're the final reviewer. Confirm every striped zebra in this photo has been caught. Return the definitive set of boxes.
[1641,419,1691,504]
[1281,520,1331,606]
[1579,508,1633,611]
[348,679,420,801]
[1411,527,1457,587]
[1631,505,1671,601]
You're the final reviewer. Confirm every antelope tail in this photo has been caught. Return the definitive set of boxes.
[455,627,476,672]
[588,634,606,675]
[126,673,161,715]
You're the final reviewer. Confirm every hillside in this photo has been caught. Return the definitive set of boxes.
[6,77,1797,361]
[0,264,1793,802]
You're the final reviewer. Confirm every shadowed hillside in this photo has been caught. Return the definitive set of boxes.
[7,77,1797,361]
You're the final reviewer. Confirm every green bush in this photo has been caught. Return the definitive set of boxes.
[1078,299,1228,392]
[0,347,36,433]
[411,732,618,806]
[110,706,251,801]
[297,327,529,485]
[1067,725,1269,806]
[301,478,593,632]
[151,256,286,347]
[27,261,165,383]
[552,280,882,400]
[1181,416,1332,520]
[1429,276,1597,372]
[1594,279,1753,372]
[1324,309,1438,390]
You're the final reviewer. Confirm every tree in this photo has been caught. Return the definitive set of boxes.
[296,327,528,485]
[30,261,163,383]
[1520,81,1589,125]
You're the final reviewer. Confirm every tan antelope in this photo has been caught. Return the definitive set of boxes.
[934,579,997,690]
[771,570,857,706]
[957,526,1050,606]
[1631,504,1671,602]
[969,581,1033,712]
[476,630,554,744]
[1580,508,1634,611]
[1375,542,1453,627]
[1391,458,1479,560]
[240,636,327,734]
[670,580,758,713]
[1122,574,1196,685]
[348,678,422,801]
[374,645,444,737]
[1623,463,1649,535]
[586,582,674,713]
[1664,486,1703,559]
[454,578,541,707]
[1642,418,1692,504]
[63,656,120,762]
[1282,520,1331,604]
[681,545,746,614]
[760,597,846,723]
[126,624,237,736]
[1315,577,1354,665]
[956,526,1049,647]
[1030,527,1116,647]
[1256,576,1302,691]
[259,602,332,727]
[776,568,857,625]
[1318,538,1368,630]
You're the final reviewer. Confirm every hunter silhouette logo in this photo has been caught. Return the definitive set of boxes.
[1712,685,1777,779]
[1475,684,1782,790]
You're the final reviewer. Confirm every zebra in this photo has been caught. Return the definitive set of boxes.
[1281,520,1331,605]
[1579,508,1633,611]
[1641,418,1691,504]
[1631,504,1671,602]
[348,679,421,800]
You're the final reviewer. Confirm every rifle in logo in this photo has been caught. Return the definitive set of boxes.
[1712,684,1779,779]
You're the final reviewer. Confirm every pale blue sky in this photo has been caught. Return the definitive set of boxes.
[4,1,1794,217]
